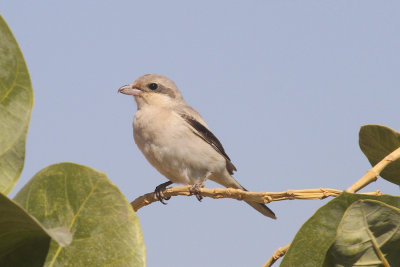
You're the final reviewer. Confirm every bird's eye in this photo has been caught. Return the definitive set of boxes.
[148,83,158,90]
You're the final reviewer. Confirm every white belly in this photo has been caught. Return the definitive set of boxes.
[133,106,226,185]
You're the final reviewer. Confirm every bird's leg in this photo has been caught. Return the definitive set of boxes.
[190,172,213,201]
[154,181,173,205]
[190,182,205,202]
[190,172,210,202]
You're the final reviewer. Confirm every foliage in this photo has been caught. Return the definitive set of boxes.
[0,15,145,267]
[0,14,33,195]
[280,124,400,266]
[359,125,400,185]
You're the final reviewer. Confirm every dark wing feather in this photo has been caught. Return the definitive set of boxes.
[180,114,237,175]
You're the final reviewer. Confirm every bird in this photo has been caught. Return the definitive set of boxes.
[118,74,276,219]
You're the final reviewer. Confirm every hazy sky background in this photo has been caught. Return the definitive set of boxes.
[2,1,400,266]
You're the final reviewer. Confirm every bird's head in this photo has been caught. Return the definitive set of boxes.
[118,74,184,108]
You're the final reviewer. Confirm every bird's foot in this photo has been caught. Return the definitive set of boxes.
[190,182,205,202]
[154,181,173,205]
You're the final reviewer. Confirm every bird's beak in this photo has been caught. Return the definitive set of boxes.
[118,84,142,96]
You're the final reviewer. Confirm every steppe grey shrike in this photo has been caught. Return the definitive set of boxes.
[118,74,276,219]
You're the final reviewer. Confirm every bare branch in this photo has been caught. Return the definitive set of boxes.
[130,186,381,212]
[346,146,400,193]
[262,243,291,267]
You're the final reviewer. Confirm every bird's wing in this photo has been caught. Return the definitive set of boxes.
[176,104,208,125]
[179,113,237,175]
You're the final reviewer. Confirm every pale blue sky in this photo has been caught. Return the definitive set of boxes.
[2,1,400,266]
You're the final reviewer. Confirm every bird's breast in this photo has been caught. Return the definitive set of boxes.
[132,106,226,184]
[133,106,185,147]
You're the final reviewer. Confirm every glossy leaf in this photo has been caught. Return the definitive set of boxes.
[14,163,146,267]
[0,193,71,267]
[0,15,34,195]
[324,199,400,267]
[359,125,400,185]
[280,192,400,267]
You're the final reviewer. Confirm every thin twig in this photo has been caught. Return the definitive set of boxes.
[262,243,291,267]
[346,146,400,193]
[130,187,381,212]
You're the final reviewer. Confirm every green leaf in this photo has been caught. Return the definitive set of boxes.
[280,192,400,267]
[324,200,400,267]
[14,163,146,267]
[0,15,34,195]
[0,192,71,267]
[359,125,400,185]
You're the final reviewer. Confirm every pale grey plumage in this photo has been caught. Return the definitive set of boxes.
[118,74,276,219]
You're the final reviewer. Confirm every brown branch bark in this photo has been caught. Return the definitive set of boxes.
[131,187,381,212]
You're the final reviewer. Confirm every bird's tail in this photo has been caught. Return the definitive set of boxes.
[212,175,277,219]
[244,198,276,219]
